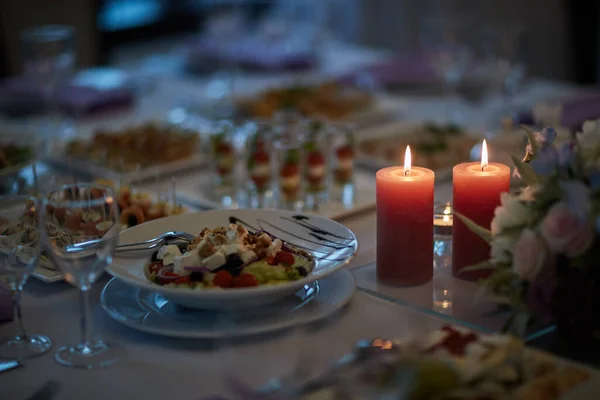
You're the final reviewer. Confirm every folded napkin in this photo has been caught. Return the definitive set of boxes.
[337,55,438,89]
[519,91,600,131]
[0,76,135,117]
[187,36,317,72]
[0,286,12,323]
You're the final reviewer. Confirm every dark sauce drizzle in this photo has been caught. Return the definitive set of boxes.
[228,215,356,261]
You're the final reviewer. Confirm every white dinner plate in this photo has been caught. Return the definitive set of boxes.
[101,268,355,338]
[108,209,358,311]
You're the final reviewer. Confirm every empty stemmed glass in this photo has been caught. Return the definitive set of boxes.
[39,183,125,368]
[0,195,52,359]
[21,25,75,138]
[420,16,472,123]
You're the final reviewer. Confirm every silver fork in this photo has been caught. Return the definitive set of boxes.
[69,231,195,253]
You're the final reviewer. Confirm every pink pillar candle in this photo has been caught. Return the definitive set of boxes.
[376,159,435,286]
[452,161,510,281]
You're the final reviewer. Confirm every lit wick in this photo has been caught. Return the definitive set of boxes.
[404,145,411,176]
[481,139,488,171]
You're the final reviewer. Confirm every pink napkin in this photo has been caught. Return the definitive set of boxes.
[187,36,317,72]
[518,91,600,131]
[0,286,12,323]
[338,55,438,88]
[0,76,135,117]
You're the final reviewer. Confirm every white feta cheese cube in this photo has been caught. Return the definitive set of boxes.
[266,239,282,257]
[173,253,196,276]
[239,249,257,264]
[157,245,182,266]
[202,249,227,271]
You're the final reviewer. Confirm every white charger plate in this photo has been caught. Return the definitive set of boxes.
[100,268,355,338]
[108,209,358,311]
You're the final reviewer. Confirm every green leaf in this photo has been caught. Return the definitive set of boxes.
[520,124,539,156]
[460,260,496,273]
[454,212,492,243]
[511,155,540,186]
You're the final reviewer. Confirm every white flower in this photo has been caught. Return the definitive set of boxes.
[490,193,531,236]
[490,234,519,264]
[579,119,600,152]
[517,186,539,202]
[512,229,551,281]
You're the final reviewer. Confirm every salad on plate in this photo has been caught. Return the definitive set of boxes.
[145,223,314,289]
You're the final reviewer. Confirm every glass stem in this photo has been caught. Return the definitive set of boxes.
[79,289,94,349]
[12,290,28,340]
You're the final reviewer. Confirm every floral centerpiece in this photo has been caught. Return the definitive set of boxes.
[458,121,600,343]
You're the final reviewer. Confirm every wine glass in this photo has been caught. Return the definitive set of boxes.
[0,195,52,359]
[39,183,125,369]
[21,25,75,139]
[420,16,472,123]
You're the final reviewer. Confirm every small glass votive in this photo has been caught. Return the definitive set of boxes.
[209,120,237,206]
[274,133,305,211]
[433,201,453,238]
[301,119,329,210]
[433,202,453,315]
[245,121,275,208]
[329,123,356,207]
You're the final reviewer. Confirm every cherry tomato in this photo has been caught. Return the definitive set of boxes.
[266,256,278,265]
[233,273,258,288]
[275,251,295,267]
[213,270,233,288]
[174,276,191,285]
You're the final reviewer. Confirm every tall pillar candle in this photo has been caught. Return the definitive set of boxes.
[376,146,434,286]
[452,140,510,281]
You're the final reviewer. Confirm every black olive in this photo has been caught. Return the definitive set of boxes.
[127,214,138,227]
[226,253,244,269]
[296,266,308,277]
[190,272,204,282]
[177,244,188,254]
[151,251,159,262]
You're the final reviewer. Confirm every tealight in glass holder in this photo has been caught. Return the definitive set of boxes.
[245,121,275,208]
[329,123,356,208]
[302,119,329,210]
[274,133,305,211]
[209,120,237,207]
[433,202,453,315]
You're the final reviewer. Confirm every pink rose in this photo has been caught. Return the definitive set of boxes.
[541,202,595,256]
[513,229,551,281]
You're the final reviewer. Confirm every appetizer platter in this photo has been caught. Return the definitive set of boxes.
[33,180,192,283]
[356,121,481,180]
[108,209,358,311]
[48,120,206,183]
[234,82,374,121]
[263,324,594,400]
[0,130,48,189]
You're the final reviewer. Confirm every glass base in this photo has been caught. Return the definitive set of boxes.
[55,340,125,369]
[0,334,52,359]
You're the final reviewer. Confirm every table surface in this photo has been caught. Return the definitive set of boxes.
[0,44,593,399]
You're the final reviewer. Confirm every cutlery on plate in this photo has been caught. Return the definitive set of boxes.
[68,231,195,253]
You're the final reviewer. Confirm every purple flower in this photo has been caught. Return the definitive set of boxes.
[560,180,591,221]
[557,142,575,170]
[526,127,557,155]
[530,147,559,177]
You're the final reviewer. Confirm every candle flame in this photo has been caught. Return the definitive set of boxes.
[404,145,411,176]
[481,139,488,171]
[443,202,452,224]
